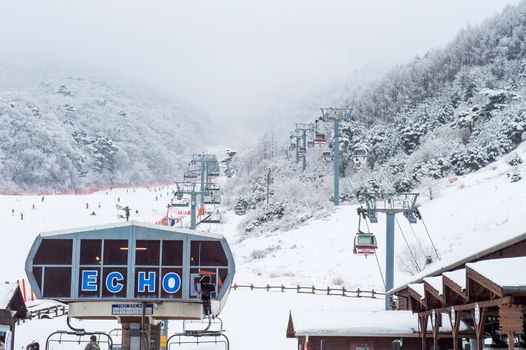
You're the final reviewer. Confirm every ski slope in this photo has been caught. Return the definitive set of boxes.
[2,142,526,349]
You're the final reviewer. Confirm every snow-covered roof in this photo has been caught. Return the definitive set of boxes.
[467,257,526,290]
[442,269,466,290]
[408,283,425,298]
[39,220,225,240]
[289,309,418,337]
[423,276,443,294]
[0,284,17,309]
[391,231,526,294]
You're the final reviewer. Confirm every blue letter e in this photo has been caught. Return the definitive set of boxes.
[82,270,98,291]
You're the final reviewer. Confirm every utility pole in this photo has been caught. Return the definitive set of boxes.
[361,192,419,310]
[320,108,352,206]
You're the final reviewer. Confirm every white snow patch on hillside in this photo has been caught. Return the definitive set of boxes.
[2,141,526,350]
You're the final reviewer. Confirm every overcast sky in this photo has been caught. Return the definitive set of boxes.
[0,0,521,141]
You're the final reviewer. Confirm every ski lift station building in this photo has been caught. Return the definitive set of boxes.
[24,221,235,321]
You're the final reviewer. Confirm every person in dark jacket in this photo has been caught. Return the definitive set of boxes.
[84,336,100,350]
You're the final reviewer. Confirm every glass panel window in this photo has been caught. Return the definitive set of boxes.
[190,241,227,266]
[43,267,71,298]
[80,240,102,265]
[104,240,128,265]
[135,240,160,266]
[160,268,183,299]
[34,239,72,265]
[162,241,183,266]
[134,268,159,298]
[102,267,127,297]
[78,267,101,298]
[33,267,42,290]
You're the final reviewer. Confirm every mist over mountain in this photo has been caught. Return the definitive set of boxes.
[226,1,526,234]
[0,68,207,190]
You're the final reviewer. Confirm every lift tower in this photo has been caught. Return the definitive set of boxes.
[289,130,301,164]
[320,107,352,206]
[361,192,419,310]
[295,123,315,171]
[191,154,219,206]
[172,182,203,229]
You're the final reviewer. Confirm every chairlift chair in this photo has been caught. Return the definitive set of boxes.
[352,146,369,166]
[314,132,326,145]
[207,183,221,192]
[298,146,307,157]
[353,232,377,257]
[171,196,189,207]
[203,210,221,224]
[183,171,198,180]
[204,194,221,205]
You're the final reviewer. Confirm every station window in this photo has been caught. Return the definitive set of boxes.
[43,267,71,298]
[32,266,42,290]
[160,268,183,299]
[135,240,160,266]
[190,241,227,267]
[104,240,128,265]
[78,267,101,298]
[162,240,183,266]
[134,268,159,298]
[80,240,102,265]
[102,267,127,298]
[34,239,72,265]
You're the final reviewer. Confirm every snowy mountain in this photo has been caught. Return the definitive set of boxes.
[226,1,526,236]
[0,68,206,191]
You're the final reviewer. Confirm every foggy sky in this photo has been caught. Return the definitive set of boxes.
[0,0,521,143]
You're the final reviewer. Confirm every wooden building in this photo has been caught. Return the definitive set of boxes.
[393,257,526,350]
[288,231,526,350]
[287,309,429,350]
[0,284,27,350]
[391,228,526,350]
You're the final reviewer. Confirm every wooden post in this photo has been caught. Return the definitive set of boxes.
[419,315,429,350]
[432,312,442,350]
[450,309,461,350]
[474,306,487,350]
[507,332,514,350]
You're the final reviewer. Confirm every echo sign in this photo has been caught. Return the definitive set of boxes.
[81,270,182,294]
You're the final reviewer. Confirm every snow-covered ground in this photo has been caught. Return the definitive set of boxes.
[2,142,526,349]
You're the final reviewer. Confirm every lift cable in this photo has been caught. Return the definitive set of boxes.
[416,209,441,261]
[395,216,422,273]
[374,251,387,291]
[405,217,427,258]
[360,207,385,290]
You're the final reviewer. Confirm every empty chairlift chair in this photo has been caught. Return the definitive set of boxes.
[204,193,221,205]
[353,232,377,256]
[352,146,369,166]
[171,195,189,207]
[184,171,198,180]
[298,146,307,157]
